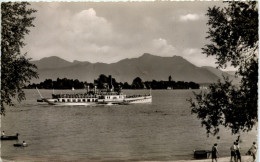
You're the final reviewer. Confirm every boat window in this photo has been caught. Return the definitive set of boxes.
[83,99,86,102]
[87,99,90,102]
[62,99,65,102]
[73,99,76,102]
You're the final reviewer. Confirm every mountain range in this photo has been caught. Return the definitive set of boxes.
[30,53,240,84]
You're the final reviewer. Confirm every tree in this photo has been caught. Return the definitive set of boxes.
[1,2,38,115]
[132,77,144,89]
[189,2,258,136]
[123,82,131,89]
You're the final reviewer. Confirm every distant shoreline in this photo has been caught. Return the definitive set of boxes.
[24,75,200,90]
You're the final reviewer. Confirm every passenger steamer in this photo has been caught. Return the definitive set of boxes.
[37,86,152,106]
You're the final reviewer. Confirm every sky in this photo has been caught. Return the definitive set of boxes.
[21,1,233,70]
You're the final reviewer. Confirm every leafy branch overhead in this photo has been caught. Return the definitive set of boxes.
[189,1,258,136]
[203,1,258,69]
[1,2,38,115]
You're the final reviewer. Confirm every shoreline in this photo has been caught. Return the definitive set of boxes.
[1,156,254,162]
[174,156,253,162]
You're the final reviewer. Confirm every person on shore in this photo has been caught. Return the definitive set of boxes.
[230,142,237,162]
[212,143,219,162]
[22,141,27,147]
[249,142,257,162]
[1,131,5,136]
[235,142,241,162]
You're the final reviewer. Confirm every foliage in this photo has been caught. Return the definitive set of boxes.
[132,77,144,89]
[123,82,131,89]
[26,75,200,90]
[94,74,119,89]
[94,74,109,89]
[1,2,38,115]
[26,78,87,89]
[145,80,199,89]
[189,1,258,136]
[202,1,258,69]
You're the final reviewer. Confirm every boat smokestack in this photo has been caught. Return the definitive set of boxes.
[108,75,113,90]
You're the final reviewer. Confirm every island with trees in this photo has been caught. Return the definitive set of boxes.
[25,74,200,90]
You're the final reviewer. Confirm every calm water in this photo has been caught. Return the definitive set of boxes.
[1,89,257,161]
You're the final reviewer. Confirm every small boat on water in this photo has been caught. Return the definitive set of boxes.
[13,143,28,147]
[1,133,19,140]
[13,141,28,147]
[37,99,44,102]
[193,150,211,159]
[37,85,152,106]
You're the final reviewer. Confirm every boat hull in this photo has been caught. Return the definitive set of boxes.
[1,135,18,140]
[125,96,152,103]
[41,94,152,106]
[44,99,97,106]
[49,102,96,106]
[13,143,28,147]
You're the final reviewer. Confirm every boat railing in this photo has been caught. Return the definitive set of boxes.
[52,94,98,99]
[52,90,135,99]
[126,94,150,98]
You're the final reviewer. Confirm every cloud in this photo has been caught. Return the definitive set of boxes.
[144,38,177,57]
[23,7,178,63]
[183,48,201,56]
[23,8,118,62]
[179,14,201,22]
[182,48,217,67]
[182,48,237,70]
[22,2,221,68]
[61,8,114,45]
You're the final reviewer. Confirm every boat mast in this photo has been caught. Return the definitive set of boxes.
[110,75,113,91]
[36,87,44,99]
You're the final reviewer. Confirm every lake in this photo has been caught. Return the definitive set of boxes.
[1,89,257,161]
